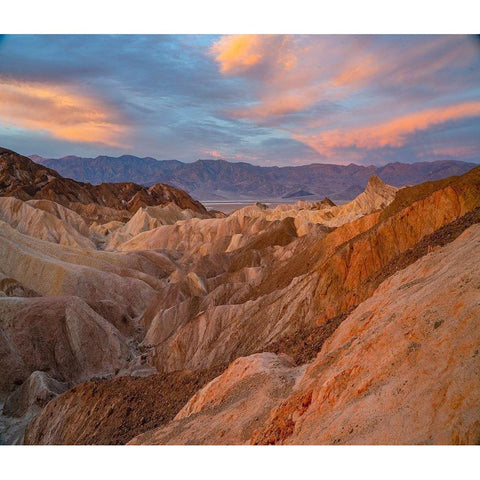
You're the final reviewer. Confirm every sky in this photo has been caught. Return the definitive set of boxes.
[0,34,479,166]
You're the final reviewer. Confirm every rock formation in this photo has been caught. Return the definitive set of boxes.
[129,224,480,445]
[0,146,478,445]
[1,147,207,224]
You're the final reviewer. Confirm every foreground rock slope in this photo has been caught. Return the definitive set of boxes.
[129,224,480,445]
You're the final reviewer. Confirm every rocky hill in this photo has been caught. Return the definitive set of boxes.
[0,146,478,445]
[1,147,207,224]
[32,152,477,201]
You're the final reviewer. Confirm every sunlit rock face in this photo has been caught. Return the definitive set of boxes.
[251,225,480,445]
[1,146,479,445]
[137,166,480,375]
[129,225,480,445]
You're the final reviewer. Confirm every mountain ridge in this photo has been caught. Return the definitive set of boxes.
[30,153,477,201]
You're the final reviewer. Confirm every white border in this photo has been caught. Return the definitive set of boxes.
[1,445,478,479]
[1,0,479,33]
[1,1,478,476]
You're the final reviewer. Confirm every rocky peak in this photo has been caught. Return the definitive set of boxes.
[366,174,388,192]
[362,174,399,204]
[320,197,336,207]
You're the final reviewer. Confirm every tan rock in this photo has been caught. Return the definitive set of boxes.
[2,371,70,418]
[130,224,480,445]
[0,197,96,249]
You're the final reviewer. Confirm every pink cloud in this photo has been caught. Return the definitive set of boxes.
[294,102,480,155]
[203,150,223,158]
[210,35,480,163]
[0,78,129,147]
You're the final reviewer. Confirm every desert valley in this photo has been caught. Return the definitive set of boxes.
[0,145,478,445]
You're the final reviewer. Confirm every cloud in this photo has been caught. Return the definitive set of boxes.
[294,101,480,154]
[333,55,381,87]
[211,34,480,164]
[203,149,223,158]
[211,35,263,74]
[210,35,296,76]
[0,78,128,147]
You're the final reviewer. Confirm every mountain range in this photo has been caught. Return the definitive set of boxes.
[30,154,477,202]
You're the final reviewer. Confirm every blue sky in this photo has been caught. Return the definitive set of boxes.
[0,34,479,166]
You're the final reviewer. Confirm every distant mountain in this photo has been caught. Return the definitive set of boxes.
[31,154,477,202]
[282,189,315,198]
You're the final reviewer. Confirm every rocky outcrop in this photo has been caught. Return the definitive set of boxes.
[128,224,480,445]
[0,147,207,223]
[0,218,164,316]
[139,167,480,374]
[0,144,478,446]
[2,371,70,418]
[129,353,302,445]
[0,296,130,393]
[252,225,480,445]
[105,203,211,250]
[0,197,96,249]
[244,174,398,235]
[24,366,225,445]
[322,174,398,227]
[116,204,284,254]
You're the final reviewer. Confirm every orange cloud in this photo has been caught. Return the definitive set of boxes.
[231,91,319,120]
[204,150,223,158]
[211,35,480,148]
[0,79,128,146]
[210,35,263,74]
[212,35,371,123]
[211,35,297,76]
[294,102,480,155]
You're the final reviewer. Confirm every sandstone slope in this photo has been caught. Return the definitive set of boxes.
[139,167,480,374]
[128,224,480,445]
[0,296,130,394]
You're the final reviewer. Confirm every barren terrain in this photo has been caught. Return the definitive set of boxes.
[0,147,478,445]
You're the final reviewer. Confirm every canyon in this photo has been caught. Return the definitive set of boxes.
[0,146,478,445]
